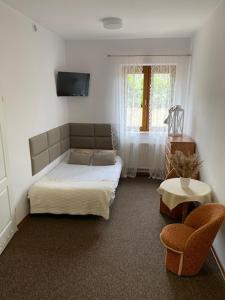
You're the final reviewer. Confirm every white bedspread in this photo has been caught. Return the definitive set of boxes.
[28,156,122,219]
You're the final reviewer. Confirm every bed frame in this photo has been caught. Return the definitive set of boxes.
[29,123,113,175]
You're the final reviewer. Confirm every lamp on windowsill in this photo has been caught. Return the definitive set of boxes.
[164,105,184,137]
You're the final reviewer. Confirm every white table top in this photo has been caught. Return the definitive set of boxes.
[157,178,212,210]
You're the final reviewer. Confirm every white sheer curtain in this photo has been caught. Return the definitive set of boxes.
[107,56,190,179]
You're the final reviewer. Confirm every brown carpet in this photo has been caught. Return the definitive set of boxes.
[0,178,224,300]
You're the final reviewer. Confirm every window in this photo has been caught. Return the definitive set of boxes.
[126,65,176,132]
[127,72,144,129]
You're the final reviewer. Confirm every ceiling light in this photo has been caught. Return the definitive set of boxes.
[102,17,123,30]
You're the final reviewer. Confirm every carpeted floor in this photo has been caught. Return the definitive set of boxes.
[0,178,224,300]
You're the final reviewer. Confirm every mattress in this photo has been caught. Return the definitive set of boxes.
[28,156,122,220]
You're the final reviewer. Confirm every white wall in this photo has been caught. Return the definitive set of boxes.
[66,38,191,123]
[0,2,69,224]
[188,0,225,268]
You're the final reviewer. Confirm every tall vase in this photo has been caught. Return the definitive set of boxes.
[180,177,190,188]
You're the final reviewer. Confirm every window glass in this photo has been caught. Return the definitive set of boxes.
[151,73,172,129]
[127,73,144,129]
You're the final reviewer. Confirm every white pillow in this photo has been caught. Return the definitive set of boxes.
[92,150,116,166]
[69,149,93,165]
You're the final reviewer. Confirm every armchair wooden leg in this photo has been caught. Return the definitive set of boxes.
[178,253,184,276]
[165,248,168,265]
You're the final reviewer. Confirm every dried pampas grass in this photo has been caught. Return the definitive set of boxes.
[170,151,203,178]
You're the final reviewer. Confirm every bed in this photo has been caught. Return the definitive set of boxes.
[28,156,122,219]
[28,123,122,219]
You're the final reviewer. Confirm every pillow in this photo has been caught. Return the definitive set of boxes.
[69,149,93,165]
[92,150,116,166]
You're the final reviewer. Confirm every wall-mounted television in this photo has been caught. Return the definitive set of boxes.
[57,71,90,96]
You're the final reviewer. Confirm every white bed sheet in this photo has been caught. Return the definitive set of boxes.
[29,156,122,219]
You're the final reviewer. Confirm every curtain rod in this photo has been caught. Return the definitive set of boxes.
[107,54,191,57]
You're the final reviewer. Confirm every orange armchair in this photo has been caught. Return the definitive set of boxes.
[160,203,225,276]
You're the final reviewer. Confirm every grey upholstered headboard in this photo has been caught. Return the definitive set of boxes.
[70,123,113,150]
[29,124,70,175]
[29,123,113,175]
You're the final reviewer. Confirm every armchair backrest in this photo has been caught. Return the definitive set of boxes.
[184,203,225,230]
[184,204,225,264]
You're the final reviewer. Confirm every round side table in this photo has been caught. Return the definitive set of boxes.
[157,178,212,221]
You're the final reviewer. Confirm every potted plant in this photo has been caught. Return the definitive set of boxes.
[170,151,203,188]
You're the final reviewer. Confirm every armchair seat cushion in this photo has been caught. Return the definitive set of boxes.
[160,224,195,252]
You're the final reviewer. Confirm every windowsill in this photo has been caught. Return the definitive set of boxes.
[128,130,167,135]
[127,126,167,133]
[125,130,167,144]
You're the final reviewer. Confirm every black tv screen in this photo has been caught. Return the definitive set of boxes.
[57,72,90,96]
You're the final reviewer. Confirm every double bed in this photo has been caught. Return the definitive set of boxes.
[28,123,122,220]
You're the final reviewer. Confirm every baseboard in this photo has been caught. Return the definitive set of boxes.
[17,213,30,229]
[0,220,17,255]
[136,172,149,177]
[211,246,225,281]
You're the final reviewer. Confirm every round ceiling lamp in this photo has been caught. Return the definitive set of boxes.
[102,17,123,30]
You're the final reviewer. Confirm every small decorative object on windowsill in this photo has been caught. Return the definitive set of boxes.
[170,151,203,188]
[164,105,184,137]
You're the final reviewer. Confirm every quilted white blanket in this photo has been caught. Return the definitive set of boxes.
[29,156,122,220]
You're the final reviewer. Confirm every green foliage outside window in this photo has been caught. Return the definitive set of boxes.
[127,74,144,107]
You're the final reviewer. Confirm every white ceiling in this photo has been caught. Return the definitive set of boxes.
[2,0,221,40]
